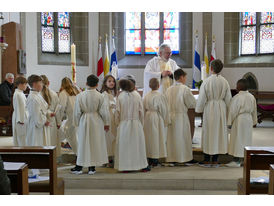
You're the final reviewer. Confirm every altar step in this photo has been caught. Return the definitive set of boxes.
[56,165,254,192]
[64,189,237,195]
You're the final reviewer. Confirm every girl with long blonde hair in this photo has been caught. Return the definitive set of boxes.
[40,75,61,156]
[57,77,80,154]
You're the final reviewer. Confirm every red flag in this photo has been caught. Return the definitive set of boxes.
[97,42,103,78]
[210,39,216,63]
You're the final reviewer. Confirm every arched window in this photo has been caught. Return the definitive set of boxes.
[240,12,274,55]
[125,12,179,55]
[41,12,71,53]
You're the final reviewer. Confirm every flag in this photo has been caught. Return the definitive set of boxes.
[110,35,118,79]
[210,37,216,63]
[97,41,104,85]
[193,33,201,88]
[103,37,110,76]
[204,35,209,76]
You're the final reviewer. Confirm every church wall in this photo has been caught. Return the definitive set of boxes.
[212,13,274,91]
[25,12,99,92]
[3,12,274,91]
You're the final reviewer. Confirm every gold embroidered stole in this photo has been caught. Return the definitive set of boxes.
[159,59,173,94]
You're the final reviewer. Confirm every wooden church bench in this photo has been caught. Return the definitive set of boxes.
[257,104,274,124]
[0,105,13,136]
[0,146,64,195]
[237,147,274,195]
[269,164,274,195]
[249,91,274,124]
[4,162,29,195]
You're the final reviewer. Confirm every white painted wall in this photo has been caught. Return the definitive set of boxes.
[25,12,99,92]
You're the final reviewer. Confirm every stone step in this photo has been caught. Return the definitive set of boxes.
[63,176,238,191]
[64,189,237,195]
[56,165,256,191]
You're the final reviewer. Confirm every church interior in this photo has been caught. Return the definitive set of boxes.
[1,1,274,200]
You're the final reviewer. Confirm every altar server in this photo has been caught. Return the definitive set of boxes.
[58,77,79,154]
[114,78,149,172]
[12,77,28,146]
[195,59,232,167]
[26,75,50,177]
[143,78,169,166]
[165,69,196,164]
[100,74,118,167]
[71,74,110,175]
[40,75,61,156]
[226,79,257,167]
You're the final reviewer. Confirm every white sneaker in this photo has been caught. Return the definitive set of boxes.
[88,170,96,175]
[71,170,83,175]
[225,161,241,168]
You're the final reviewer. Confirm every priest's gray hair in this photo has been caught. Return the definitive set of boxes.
[158,43,171,54]
[5,73,14,79]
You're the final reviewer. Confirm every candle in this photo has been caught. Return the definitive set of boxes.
[201,61,207,81]
[71,43,76,84]
[71,43,76,63]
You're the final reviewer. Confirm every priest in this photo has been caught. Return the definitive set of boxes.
[143,44,179,97]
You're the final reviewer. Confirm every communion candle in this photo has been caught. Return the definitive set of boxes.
[201,61,207,81]
[71,43,76,84]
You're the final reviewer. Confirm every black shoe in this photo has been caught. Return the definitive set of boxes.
[185,159,199,166]
[88,166,96,175]
[141,166,151,172]
[70,165,83,174]
[198,161,211,168]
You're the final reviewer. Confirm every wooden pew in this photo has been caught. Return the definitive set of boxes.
[269,164,274,195]
[0,146,64,195]
[237,147,274,195]
[249,91,274,124]
[0,105,13,136]
[4,162,29,195]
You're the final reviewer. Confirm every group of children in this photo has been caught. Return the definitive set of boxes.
[11,59,257,176]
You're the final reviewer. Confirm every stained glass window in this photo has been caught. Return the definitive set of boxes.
[241,26,256,55]
[58,28,70,53]
[125,12,141,54]
[242,12,256,26]
[260,12,274,24]
[41,12,71,53]
[163,12,179,54]
[240,12,256,55]
[125,12,179,55]
[260,12,274,54]
[241,12,274,55]
[41,12,54,52]
[145,12,160,54]
[58,12,70,27]
[42,27,54,52]
[57,12,70,53]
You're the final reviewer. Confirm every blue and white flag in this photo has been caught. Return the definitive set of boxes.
[110,36,118,79]
[193,34,201,88]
